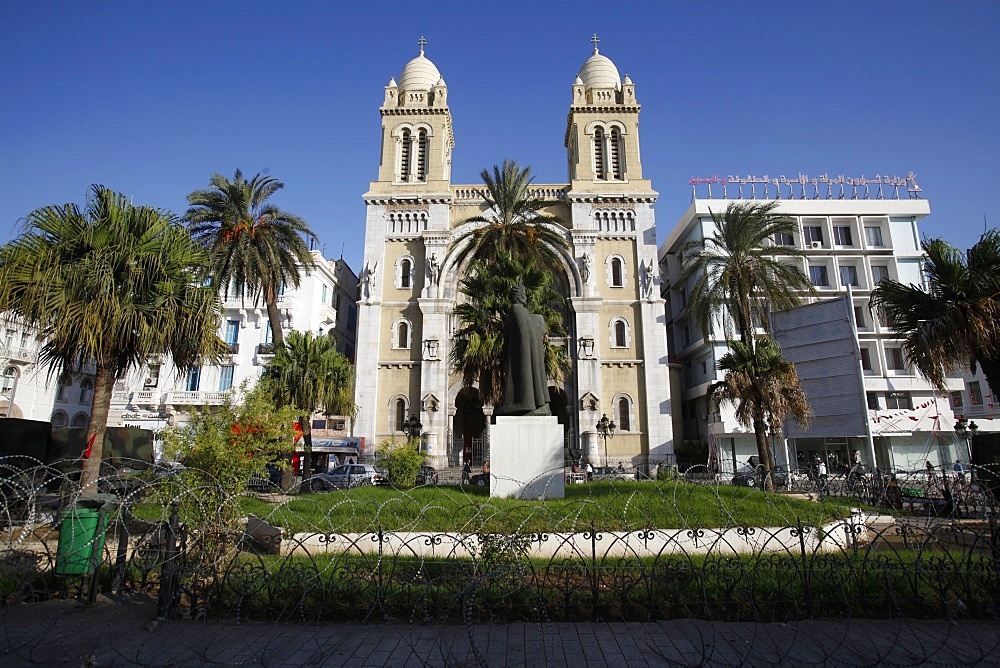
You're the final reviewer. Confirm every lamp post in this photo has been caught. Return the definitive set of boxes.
[596,413,615,467]
[407,412,423,447]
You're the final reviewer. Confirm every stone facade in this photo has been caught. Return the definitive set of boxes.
[354,41,674,470]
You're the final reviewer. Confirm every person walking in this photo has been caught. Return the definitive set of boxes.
[815,457,828,494]
[585,461,594,481]
[482,460,489,475]
[461,461,471,485]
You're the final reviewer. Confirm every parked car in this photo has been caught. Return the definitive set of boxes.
[307,464,387,492]
[591,466,634,481]
[416,465,438,485]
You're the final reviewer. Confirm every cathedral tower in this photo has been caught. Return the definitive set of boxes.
[353,38,675,471]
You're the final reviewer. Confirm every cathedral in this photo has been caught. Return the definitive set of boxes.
[353,38,675,471]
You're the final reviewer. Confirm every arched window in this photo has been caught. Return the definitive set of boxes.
[71,413,89,429]
[611,257,624,287]
[79,378,93,405]
[56,376,72,401]
[397,321,410,349]
[617,396,632,431]
[612,394,636,431]
[400,258,412,288]
[399,128,412,181]
[50,411,68,429]
[416,129,428,181]
[610,317,631,348]
[394,398,407,432]
[1,367,17,397]
[593,127,606,180]
[610,127,623,180]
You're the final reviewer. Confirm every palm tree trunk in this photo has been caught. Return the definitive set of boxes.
[752,407,775,491]
[80,366,115,491]
[265,297,284,349]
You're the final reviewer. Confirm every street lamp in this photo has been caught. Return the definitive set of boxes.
[596,413,615,467]
[407,412,423,444]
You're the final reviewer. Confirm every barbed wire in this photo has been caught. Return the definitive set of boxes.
[1,455,998,665]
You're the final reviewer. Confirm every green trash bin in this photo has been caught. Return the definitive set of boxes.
[55,494,117,577]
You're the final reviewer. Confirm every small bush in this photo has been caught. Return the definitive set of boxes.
[656,464,678,481]
[377,437,424,487]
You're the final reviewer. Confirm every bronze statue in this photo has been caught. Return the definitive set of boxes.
[495,285,551,416]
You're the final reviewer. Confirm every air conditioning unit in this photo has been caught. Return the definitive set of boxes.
[810,241,823,249]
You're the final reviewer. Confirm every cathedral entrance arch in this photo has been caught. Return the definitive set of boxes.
[453,386,486,466]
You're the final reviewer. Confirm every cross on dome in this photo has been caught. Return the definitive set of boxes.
[418,36,427,55]
[591,33,600,54]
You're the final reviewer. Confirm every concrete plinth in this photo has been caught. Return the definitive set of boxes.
[488,416,564,499]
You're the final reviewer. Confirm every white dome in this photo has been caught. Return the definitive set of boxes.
[577,49,621,90]
[398,52,441,92]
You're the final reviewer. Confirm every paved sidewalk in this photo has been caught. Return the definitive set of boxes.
[2,595,999,666]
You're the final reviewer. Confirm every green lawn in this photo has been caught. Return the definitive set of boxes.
[238,480,850,534]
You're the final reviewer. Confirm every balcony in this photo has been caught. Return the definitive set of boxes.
[134,390,159,406]
[255,343,276,365]
[226,342,240,355]
[111,390,162,406]
[0,345,37,364]
[169,391,231,406]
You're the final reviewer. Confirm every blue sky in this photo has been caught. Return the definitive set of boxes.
[3,2,997,272]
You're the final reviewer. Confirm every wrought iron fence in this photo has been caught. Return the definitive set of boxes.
[1,456,998,628]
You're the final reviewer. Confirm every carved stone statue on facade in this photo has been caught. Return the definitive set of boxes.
[495,285,551,417]
[580,253,592,284]
[427,253,440,286]
[642,261,654,299]
[361,260,378,302]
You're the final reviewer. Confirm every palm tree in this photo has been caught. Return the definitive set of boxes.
[711,336,813,490]
[451,160,570,273]
[451,252,569,406]
[185,169,316,348]
[0,186,224,489]
[679,201,814,350]
[869,231,1000,393]
[268,330,357,418]
[680,201,815,489]
[267,330,357,484]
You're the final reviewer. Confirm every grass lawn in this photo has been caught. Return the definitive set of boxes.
[237,480,851,534]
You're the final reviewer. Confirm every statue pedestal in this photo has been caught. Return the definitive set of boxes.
[488,416,564,499]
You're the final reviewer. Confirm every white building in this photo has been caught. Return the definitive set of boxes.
[955,369,1000,429]
[658,176,967,475]
[0,319,95,428]
[107,249,358,438]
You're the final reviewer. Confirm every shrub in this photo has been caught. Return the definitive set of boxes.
[157,380,298,527]
[656,463,678,481]
[376,436,424,487]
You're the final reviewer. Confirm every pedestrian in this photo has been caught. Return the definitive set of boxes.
[482,460,489,475]
[585,461,593,481]
[462,461,471,485]
[954,460,965,484]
